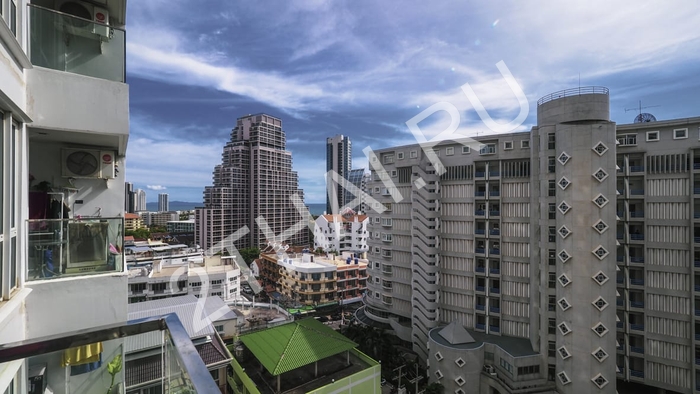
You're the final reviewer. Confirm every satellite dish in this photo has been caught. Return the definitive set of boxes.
[634,113,656,123]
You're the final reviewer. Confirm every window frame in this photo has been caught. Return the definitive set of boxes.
[673,128,688,140]
[1,114,22,301]
[646,131,659,142]
[397,152,404,160]
[521,140,530,149]
[503,141,513,150]
[462,146,470,154]
[409,150,417,158]
[445,147,454,156]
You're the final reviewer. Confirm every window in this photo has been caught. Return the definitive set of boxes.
[479,144,496,155]
[547,156,555,173]
[518,365,540,375]
[521,140,530,149]
[547,133,555,150]
[674,128,688,139]
[617,134,637,146]
[548,341,556,357]
[390,170,397,177]
[548,272,556,288]
[503,141,513,150]
[215,324,224,332]
[548,180,556,197]
[460,146,469,154]
[1,117,20,301]
[444,147,454,156]
[211,279,222,285]
[548,226,556,243]
[548,318,556,335]
[210,369,219,381]
[9,0,17,37]
[548,203,556,220]
[646,131,659,142]
[397,152,404,160]
[410,150,418,158]
[433,148,440,156]
[383,154,394,164]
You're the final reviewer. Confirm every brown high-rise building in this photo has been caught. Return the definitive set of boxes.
[196,114,309,251]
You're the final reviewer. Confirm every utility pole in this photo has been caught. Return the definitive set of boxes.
[393,364,406,393]
[408,363,424,394]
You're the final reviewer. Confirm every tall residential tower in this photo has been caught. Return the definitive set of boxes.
[326,134,352,213]
[196,114,309,250]
[158,192,169,212]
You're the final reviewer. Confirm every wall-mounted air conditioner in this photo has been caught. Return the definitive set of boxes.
[55,0,110,39]
[61,148,116,179]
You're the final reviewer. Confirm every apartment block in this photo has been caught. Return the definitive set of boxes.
[257,251,368,306]
[313,212,369,254]
[197,113,309,250]
[158,192,169,212]
[360,87,700,394]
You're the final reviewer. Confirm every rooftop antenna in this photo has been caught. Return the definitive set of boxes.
[625,100,660,123]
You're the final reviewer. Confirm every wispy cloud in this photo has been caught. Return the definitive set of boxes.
[146,185,167,191]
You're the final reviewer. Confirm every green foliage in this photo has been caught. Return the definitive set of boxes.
[149,225,167,233]
[239,247,260,264]
[125,228,150,239]
[105,354,123,394]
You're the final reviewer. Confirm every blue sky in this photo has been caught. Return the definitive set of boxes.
[125,1,700,204]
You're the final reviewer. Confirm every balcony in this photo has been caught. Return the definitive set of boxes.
[475,210,486,216]
[489,190,500,197]
[630,278,644,286]
[475,171,486,178]
[475,191,486,197]
[630,324,645,331]
[27,217,124,280]
[630,189,645,196]
[630,234,645,241]
[476,285,485,292]
[630,166,645,173]
[489,287,500,294]
[489,210,500,217]
[0,314,222,393]
[617,321,623,328]
[630,256,644,263]
[475,247,486,254]
[489,171,500,177]
[476,323,485,330]
[630,301,644,309]
[475,229,486,235]
[489,325,500,333]
[630,370,644,379]
[695,163,700,170]
[489,307,500,314]
[29,4,125,82]
[630,346,644,354]
[489,229,500,236]
[475,266,486,273]
[489,268,500,275]
[489,249,500,255]
[476,304,485,311]
[630,211,645,218]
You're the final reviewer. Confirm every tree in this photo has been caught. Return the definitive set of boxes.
[125,228,150,239]
[149,225,167,233]
[239,247,260,264]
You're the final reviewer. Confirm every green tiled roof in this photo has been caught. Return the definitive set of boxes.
[240,318,358,376]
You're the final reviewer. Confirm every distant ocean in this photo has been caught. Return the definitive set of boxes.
[146,201,327,216]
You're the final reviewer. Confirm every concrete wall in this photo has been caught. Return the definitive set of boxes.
[537,93,610,126]
[25,67,129,154]
[25,274,128,338]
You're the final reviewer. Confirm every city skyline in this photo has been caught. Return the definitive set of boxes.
[124,1,700,203]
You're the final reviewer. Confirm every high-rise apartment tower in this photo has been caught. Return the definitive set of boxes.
[196,114,309,250]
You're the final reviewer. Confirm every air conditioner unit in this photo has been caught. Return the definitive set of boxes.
[55,0,110,39]
[62,148,116,179]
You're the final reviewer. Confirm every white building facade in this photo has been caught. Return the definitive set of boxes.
[314,212,369,254]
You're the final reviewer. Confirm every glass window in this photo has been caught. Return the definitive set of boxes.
[10,1,17,36]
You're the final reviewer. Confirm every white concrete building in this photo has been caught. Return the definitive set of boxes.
[313,211,369,253]
[0,0,130,392]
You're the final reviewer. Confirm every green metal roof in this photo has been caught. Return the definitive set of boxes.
[239,318,358,376]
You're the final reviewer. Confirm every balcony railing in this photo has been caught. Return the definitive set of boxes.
[475,210,486,216]
[489,171,500,177]
[475,191,486,197]
[27,217,124,281]
[489,325,500,333]
[489,210,500,217]
[476,304,485,311]
[630,166,644,173]
[475,323,485,330]
[490,229,500,236]
[489,287,500,294]
[28,4,126,82]
[0,314,221,393]
[630,346,644,354]
[475,247,486,254]
[630,211,645,218]
[476,285,485,292]
[489,191,500,197]
[630,234,644,241]
[630,278,644,286]
[489,306,500,314]
[630,189,645,195]
[630,324,644,331]
[475,171,486,178]
[630,301,644,308]
[489,249,500,255]
[630,256,644,263]
[630,370,644,379]
[475,266,485,273]
[490,268,500,275]
[694,163,700,170]
[475,229,486,235]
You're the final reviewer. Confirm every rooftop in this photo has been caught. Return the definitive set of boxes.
[429,324,537,357]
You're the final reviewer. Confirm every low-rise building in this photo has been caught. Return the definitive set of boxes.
[139,211,178,227]
[167,219,195,233]
[313,210,369,253]
[258,252,368,306]
[124,212,144,231]
[128,253,241,303]
[230,318,381,394]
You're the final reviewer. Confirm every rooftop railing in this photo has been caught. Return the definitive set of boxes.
[537,86,609,106]
[28,4,126,82]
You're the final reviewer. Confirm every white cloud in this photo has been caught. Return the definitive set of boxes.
[146,185,167,191]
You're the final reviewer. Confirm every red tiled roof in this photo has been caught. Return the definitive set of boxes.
[125,213,140,219]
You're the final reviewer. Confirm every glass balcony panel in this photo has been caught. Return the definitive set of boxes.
[0,315,221,394]
[27,217,124,281]
[29,4,125,82]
